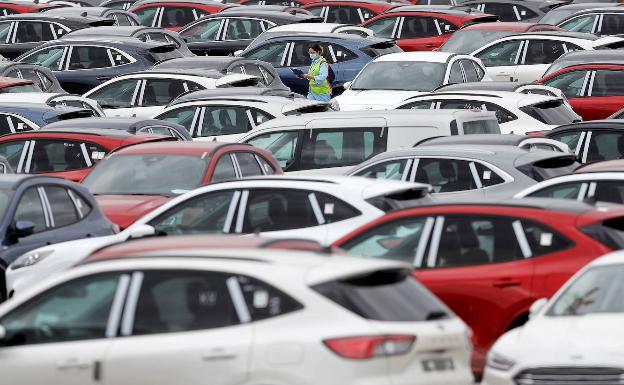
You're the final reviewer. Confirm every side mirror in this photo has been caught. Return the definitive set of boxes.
[343,81,352,90]
[0,325,5,340]
[12,221,35,239]
[126,224,156,239]
[529,298,548,318]
[233,50,243,57]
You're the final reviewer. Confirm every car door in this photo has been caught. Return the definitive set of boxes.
[0,272,127,385]
[397,16,457,51]
[474,38,524,82]
[85,77,141,117]
[135,78,194,117]
[582,69,624,120]
[244,130,303,171]
[133,5,161,27]
[18,44,67,73]
[516,39,568,83]
[541,69,592,119]
[415,214,535,354]
[102,270,253,385]
[180,18,224,56]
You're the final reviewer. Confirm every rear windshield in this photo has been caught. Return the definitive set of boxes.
[520,100,579,125]
[312,269,451,322]
[517,156,580,182]
[462,119,500,135]
[361,41,403,58]
[440,30,515,55]
[581,219,624,250]
[150,48,186,63]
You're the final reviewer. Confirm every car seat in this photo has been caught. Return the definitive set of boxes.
[492,222,524,262]
[218,109,238,134]
[594,182,623,203]
[17,23,38,43]
[314,140,338,166]
[333,8,350,24]
[142,84,158,106]
[406,18,425,38]
[168,81,185,100]
[436,225,464,266]
[132,287,168,334]
[64,145,84,170]
[457,222,490,265]
[87,48,110,69]
[267,195,289,230]
[185,281,235,329]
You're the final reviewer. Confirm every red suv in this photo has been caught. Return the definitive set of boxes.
[333,199,624,375]
[0,129,174,182]
[537,64,624,120]
[303,0,406,25]
[0,1,64,14]
[362,8,498,51]
[81,142,282,229]
[130,0,236,30]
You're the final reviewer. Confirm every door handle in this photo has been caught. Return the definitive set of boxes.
[493,278,521,288]
[201,347,237,361]
[57,358,91,370]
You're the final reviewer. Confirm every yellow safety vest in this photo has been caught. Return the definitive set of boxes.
[308,57,331,95]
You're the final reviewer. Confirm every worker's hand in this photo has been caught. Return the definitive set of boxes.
[302,74,311,79]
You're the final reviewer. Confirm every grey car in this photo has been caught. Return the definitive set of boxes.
[347,143,580,199]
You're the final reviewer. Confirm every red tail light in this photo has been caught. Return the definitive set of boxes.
[324,335,416,359]
[526,130,547,137]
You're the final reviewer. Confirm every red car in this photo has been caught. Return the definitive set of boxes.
[0,129,174,182]
[362,8,498,51]
[129,0,236,30]
[302,0,407,25]
[575,159,624,173]
[81,142,282,229]
[0,1,64,14]
[333,199,624,375]
[439,21,562,54]
[238,0,319,6]
[537,64,624,120]
[0,77,41,93]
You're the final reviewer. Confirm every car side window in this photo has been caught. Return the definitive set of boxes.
[211,154,237,182]
[108,48,132,66]
[434,216,524,267]
[132,271,239,335]
[0,140,27,170]
[111,12,133,26]
[586,132,624,162]
[461,60,480,82]
[248,108,273,127]
[242,189,319,232]
[29,140,103,173]
[289,41,331,67]
[134,6,158,26]
[246,42,288,67]
[255,155,277,175]
[400,17,442,38]
[20,46,65,70]
[0,21,10,43]
[476,40,522,67]
[413,158,477,193]
[326,6,362,24]
[237,275,302,321]
[301,127,387,170]
[559,14,598,33]
[594,181,624,204]
[314,191,360,223]
[235,152,263,177]
[160,6,196,28]
[543,70,588,98]
[515,5,537,21]
[199,106,251,137]
[0,274,122,347]
[89,78,140,109]
[14,186,47,233]
[399,100,435,109]
[600,13,624,35]
[246,131,299,169]
[521,219,572,257]
[67,188,92,218]
[365,17,398,38]
[483,3,517,21]
[448,61,463,83]
[14,21,55,43]
[224,18,265,40]
[327,44,357,63]
[158,106,197,131]
[591,70,624,97]
[523,40,566,65]
[181,18,221,42]
[354,158,411,180]
[527,181,585,199]
[44,186,80,227]
[68,46,113,70]
[549,130,583,152]
[141,79,187,107]
[0,115,34,136]
[241,64,264,83]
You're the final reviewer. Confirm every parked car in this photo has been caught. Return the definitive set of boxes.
[0,1,64,15]
[240,32,402,95]
[458,0,567,22]
[439,22,562,54]
[471,32,623,83]
[545,120,624,162]
[81,141,282,228]
[0,62,64,93]
[179,10,322,56]
[237,109,500,173]
[17,37,190,94]
[0,14,115,60]
[302,0,404,24]
[434,81,569,99]
[417,133,572,152]
[264,21,374,37]
[156,94,330,141]
[539,2,617,25]
[101,0,136,9]
[0,77,41,94]
[43,6,139,24]
[0,128,176,181]
[537,64,624,120]
[361,7,498,51]
[333,198,624,374]
[153,56,290,90]
[129,0,236,30]
[0,103,92,132]
[83,71,260,117]
[42,116,192,140]
[394,91,580,133]
[0,92,105,117]
[543,48,624,77]
[64,26,193,56]
[0,237,474,385]
[333,52,489,111]
[348,143,579,198]
[239,0,320,6]
[483,251,624,385]
[0,175,115,299]
[220,4,313,14]
[556,7,624,35]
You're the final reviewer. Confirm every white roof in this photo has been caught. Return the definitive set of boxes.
[374,51,456,63]
[421,90,559,108]
[268,23,369,33]
[587,250,624,267]
[515,172,624,198]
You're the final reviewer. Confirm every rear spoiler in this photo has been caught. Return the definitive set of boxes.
[85,18,116,27]
[148,43,177,53]
[464,15,499,25]
[46,109,93,123]
[298,16,323,23]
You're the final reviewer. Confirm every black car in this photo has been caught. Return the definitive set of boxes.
[456,0,566,22]
[178,10,322,56]
[0,174,114,299]
[100,0,137,9]
[17,37,190,94]
[0,103,93,131]
[153,56,290,90]
[0,14,114,60]
[63,26,193,56]
[0,62,64,93]
[42,6,141,26]
[42,117,193,140]
[546,120,624,163]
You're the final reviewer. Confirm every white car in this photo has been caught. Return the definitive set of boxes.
[6,175,431,297]
[0,239,474,385]
[483,250,624,385]
[83,71,260,118]
[0,92,105,117]
[332,51,491,111]
[155,94,330,142]
[471,31,624,83]
[514,171,624,203]
[394,90,581,134]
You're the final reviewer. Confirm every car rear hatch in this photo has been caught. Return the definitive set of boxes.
[43,108,93,123]
[282,100,331,115]
[515,151,580,181]
[518,98,581,126]
[216,74,262,88]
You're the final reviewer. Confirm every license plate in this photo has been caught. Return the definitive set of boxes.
[421,357,455,372]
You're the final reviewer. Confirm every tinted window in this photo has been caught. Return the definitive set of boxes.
[0,115,34,135]
[473,161,505,187]
[354,158,410,180]
[351,61,446,92]
[600,13,624,35]
[314,191,360,223]
[522,219,572,257]
[483,2,518,21]
[133,271,238,335]
[211,154,237,182]
[243,189,318,232]
[255,155,276,175]
[225,18,265,40]
[0,274,120,346]
[246,41,288,67]
[235,152,263,177]
[591,70,624,97]
[246,131,299,169]
[524,40,566,65]
[142,79,187,107]
[45,186,80,227]
[181,18,221,42]
[476,40,522,67]
[326,6,364,24]
[543,70,588,98]
[461,60,480,82]
[14,21,55,43]
[515,5,537,21]
[559,14,598,33]
[160,6,196,28]
[400,16,440,38]
[237,275,302,321]
[587,132,624,162]
[413,158,476,193]
[29,140,101,173]
[328,44,357,63]
[594,180,624,204]
[14,187,46,233]
[398,100,435,109]
[158,106,197,131]
[366,17,397,38]
[68,46,112,70]
[20,46,65,70]
[199,106,251,137]
[519,100,579,125]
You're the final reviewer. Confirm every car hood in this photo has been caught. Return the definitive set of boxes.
[95,195,171,230]
[336,90,424,110]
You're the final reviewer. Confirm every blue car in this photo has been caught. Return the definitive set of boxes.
[239,32,402,95]
[0,175,115,299]
[16,37,191,94]
[0,103,93,133]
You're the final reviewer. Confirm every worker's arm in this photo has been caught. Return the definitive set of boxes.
[313,63,328,85]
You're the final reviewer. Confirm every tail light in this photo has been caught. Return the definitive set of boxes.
[526,130,546,137]
[324,335,415,359]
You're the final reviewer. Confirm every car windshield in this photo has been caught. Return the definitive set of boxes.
[82,154,208,196]
[440,30,515,54]
[539,9,578,25]
[351,61,446,92]
[0,84,42,94]
[548,264,624,316]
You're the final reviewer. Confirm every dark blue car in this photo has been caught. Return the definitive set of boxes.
[0,103,93,133]
[0,175,115,299]
[239,32,402,95]
[16,37,191,94]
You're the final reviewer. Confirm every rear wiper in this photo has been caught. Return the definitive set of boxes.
[426,311,450,321]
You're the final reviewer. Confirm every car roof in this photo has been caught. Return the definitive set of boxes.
[408,90,556,104]
[565,6,624,13]
[132,0,227,6]
[553,2,616,9]
[0,13,109,25]
[65,26,161,37]
[110,141,252,156]
[56,36,168,49]
[174,87,299,102]
[307,0,399,6]
[154,56,246,70]
[384,6,493,17]
[257,30,376,43]
[575,159,624,173]
[374,51,456,63]
[435,81,525,92]
[42,117,180,130]
[169,94,306,106]
[420,134,544,147]
[460,21,551,31]
[552,119,624,133]
[0,102,74,113]
[203,9,318,20]
[43,6,112,15]
[30,127,156,139]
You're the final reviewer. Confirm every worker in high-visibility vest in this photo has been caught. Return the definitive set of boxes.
[302,44,331,102]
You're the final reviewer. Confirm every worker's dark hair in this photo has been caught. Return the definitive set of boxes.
[309,44,324,54]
